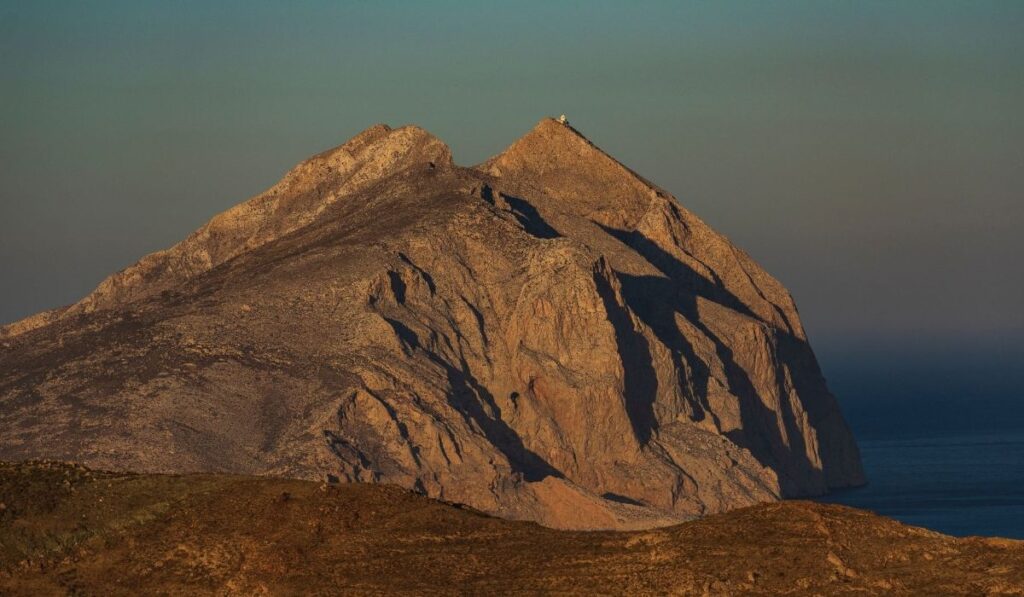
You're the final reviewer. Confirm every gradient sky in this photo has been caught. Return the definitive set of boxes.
[2,2,1023,425]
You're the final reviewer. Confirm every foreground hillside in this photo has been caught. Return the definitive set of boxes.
[0,118,861,529]
[1,462,1020,595]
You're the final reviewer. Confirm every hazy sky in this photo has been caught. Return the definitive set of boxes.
[2,1,1022,365]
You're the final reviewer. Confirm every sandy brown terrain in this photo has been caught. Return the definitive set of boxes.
[0,461,1020,595]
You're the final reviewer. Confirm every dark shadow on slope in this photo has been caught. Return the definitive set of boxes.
[616,273,814,495]
[767,342,823,493]
[481,185,561,239]
[596,221,824,494]
[602,492,647,506]
[502,194,561,239]
[383,317,562,482]
[397,253,436,295]
[384,317,419,352]
[774,332,865,488]
[593,270,658,445]
[387,271,407,304]
[597,224,757,322]
[599,223,838,489]
[615,275,716,426]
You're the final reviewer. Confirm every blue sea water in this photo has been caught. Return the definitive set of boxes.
[808,342,1024,538]
[817,432,1024,539]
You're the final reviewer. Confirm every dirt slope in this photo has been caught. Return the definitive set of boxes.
[0,462,1020,596]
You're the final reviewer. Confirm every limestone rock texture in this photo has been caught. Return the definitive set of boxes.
[0,118,864,529]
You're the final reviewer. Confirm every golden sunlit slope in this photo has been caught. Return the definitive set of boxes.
[1,461,1020,595]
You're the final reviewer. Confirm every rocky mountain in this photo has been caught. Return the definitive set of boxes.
[0,118,864,529]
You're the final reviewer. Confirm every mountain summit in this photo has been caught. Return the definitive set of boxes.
[0,118,864,529]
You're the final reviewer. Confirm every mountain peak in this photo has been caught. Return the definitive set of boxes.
[337,123,452,169]
[531,115,590,139]
[476,118,661,230]
[0,119,864,530]
[483,117,594,168]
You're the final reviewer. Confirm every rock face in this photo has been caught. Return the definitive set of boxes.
[0,118,864,529]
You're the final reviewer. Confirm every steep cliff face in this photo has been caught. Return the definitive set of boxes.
[0,118,864,529]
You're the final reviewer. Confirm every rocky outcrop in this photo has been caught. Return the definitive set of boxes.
[0,118,864,529]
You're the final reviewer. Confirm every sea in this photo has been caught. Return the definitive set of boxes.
[817,431,1024,539]
[811,341,1024,539]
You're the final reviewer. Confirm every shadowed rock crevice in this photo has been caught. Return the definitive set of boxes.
[480,184,561,239]
[381,316,561,482]
[441,357,563,482]
[774,331,865,487]
[592,266,658,445]
[597,216,836,493]
[397,252,436,294]
[598,223,758,322]
[615,274,715,424]
[601,492,647,506]
[615,271,822,495]
[386,271,407,304]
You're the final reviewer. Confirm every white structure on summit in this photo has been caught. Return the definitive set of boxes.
[558,114,568,125]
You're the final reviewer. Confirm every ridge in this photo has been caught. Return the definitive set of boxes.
[1,123,454,337]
